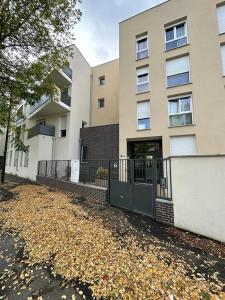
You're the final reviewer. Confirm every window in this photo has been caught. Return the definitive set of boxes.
[217,4,225,34]
[137,67,150,94]
[24,147,29,167]
[170,135,196,156]
[137,101,150,130]
[166,56,190,88]
[98,98,105,108]
[221,45,225,75]
[169,96,193,127]
[60,115,67,137]
[165,22,187,51]
[99,76,105,86]
[136,34,149,60]
[81,145,88,163]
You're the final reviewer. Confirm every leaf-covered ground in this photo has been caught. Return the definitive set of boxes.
[0,178,224,300]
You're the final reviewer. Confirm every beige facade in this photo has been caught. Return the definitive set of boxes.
[119,0,225,158]
[91,59,119,126]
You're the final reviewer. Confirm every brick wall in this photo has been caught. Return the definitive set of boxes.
[80,124,119,160]
[36,176,107,205]
[155,199,174,226]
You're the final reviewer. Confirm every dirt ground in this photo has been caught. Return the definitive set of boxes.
[0,175,224,300]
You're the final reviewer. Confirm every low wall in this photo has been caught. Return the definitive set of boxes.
[36,176,107,204]
[171,156,225,243]
[155,199,174,226]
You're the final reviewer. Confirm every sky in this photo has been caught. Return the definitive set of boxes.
[75,0,167,66]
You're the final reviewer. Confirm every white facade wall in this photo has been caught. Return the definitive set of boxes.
[171,156,225,243]
[4,44,92,180]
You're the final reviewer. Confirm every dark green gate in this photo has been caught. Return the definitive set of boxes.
[109,159,158,218]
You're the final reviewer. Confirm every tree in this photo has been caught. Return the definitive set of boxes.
[0,0,82,182]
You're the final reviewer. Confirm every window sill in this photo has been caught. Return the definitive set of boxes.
[168,124,195,129]
[136,56,149,62]
[167,82,192,89]
[165,43,189,52]
[136,128,151,131]
[136,91,150,95]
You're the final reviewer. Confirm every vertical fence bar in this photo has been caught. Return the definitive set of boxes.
[55,160,57,178]
[45,161,47,177]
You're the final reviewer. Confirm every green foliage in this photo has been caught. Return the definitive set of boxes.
[0,0,82,150]
[96,167,108,180]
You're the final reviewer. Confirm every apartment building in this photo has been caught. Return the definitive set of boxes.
[119,0,225,159]
[3,0,225,181]
[80,59,119,162]
[5,45,91,180]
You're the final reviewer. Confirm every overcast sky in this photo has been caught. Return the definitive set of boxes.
[75,0,167,66]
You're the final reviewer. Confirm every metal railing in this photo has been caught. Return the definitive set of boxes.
[80,160,109,187]
[38,160,71,181]
[28,124,55,139]
[29,95,50,115]
[62,67,73,79]
[61,93,71,107]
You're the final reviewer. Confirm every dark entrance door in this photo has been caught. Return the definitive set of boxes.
[127,140,162,184]
[109,159,158,218]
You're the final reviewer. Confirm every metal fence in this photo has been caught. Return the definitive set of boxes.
[79,160,109,187]
[37,158,172,199]
[38,160,71,181]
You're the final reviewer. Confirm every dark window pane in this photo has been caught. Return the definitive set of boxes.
[61,129,66,137]
[167,72,190,87]
[166,28,174,41]
[138,118,150,130]
[98,99,105,108]
[137,49,149,60]
[166,37,187,51]
[176,23,185,38]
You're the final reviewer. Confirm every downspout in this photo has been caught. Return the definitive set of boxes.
[89,73,93,127]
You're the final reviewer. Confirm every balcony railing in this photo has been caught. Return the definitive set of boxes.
[29,95,50,115]
[28,124,55,139]
[61,93,71,107]
[62,67,72,79]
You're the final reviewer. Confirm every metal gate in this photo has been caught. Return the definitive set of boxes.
[109,159,159,218]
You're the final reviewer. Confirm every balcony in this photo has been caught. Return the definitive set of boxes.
[28,124,55,139]
[62,66,72,80]
[28,88,71,119]
[51,67,72,89]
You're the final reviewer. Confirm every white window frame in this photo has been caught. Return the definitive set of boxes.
[217,4,225,34]
[165,22,188,50]
[166,55,191,88]
[168,95,194,127]
[137,100,151,130]
[136,67,150,94]
[136,34,149,60]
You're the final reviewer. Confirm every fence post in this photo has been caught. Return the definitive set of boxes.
[37,161,40,176]
[45,161,47,177]
[55,161,57,178]
[108,160,111,205]
[67,160,70,181]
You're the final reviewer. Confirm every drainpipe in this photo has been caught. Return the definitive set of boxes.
[89,73,93,127]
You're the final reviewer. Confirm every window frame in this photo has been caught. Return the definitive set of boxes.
[166,55,191,88]
[137,100,151,130]
[98,76,105,86]
[165,21,188,51]
[98,98,105,108]
[168,95,194,127]
[136,67,150,94]
[136,34,149,60]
